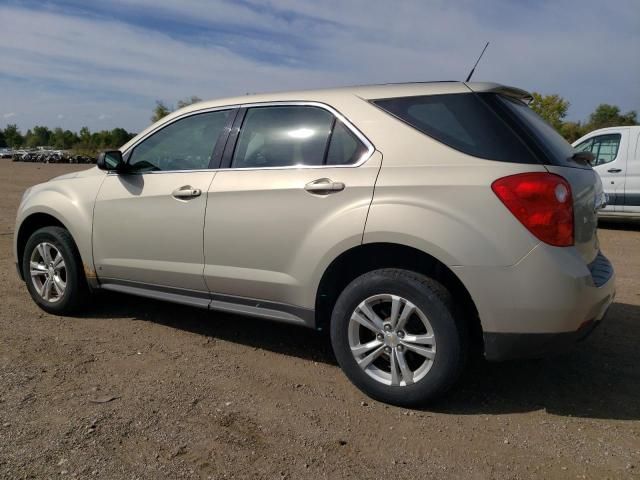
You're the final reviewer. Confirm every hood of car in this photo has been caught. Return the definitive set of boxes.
[49,166,103,182]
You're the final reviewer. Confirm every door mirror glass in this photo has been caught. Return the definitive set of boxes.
[97,150,124,171]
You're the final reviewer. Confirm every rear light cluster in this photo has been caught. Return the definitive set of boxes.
[491,172,574,247]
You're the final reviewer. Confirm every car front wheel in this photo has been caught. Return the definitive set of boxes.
[330,269,466,407]
[22,226,88,314]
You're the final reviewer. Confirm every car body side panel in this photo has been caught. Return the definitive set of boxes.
[624,128,640,213]
[14,167,105,283]
[364,159,545,268]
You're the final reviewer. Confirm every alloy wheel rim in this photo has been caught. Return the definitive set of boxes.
[348,294,436,387]
[29,242,66,303]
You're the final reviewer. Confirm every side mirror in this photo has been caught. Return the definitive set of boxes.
[97,150,124,171]
[571,150,595,166]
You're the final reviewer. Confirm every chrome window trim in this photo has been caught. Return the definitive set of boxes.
[118,101,376,175]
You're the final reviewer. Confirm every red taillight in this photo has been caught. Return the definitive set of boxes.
[491,172,574,247]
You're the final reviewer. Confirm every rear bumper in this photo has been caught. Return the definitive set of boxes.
[453,244,615,360]
[483,314,605,361]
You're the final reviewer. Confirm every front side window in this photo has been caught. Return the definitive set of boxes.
[128,110,231,171]
[585,134,621,166]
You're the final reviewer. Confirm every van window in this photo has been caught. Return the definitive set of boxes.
[575,134,621,166]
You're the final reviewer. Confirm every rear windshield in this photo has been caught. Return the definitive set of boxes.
[373,92,583,167]
[485,94,580,168]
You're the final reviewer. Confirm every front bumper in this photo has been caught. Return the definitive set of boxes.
[453,244,615,361]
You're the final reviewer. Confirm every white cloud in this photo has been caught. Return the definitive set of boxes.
[3,112,16,119]
[0,1,637,131]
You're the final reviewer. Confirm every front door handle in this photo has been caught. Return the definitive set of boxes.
[304,178,345,195]
[172,185,202,199]
[607,168,622,173]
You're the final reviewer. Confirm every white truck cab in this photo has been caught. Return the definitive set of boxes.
[573,126,640,216]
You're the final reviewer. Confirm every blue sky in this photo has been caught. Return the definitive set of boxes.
[1,0,638,132]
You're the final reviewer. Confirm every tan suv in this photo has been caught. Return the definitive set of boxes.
[14,82,615,406]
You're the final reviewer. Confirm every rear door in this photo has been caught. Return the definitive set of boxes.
[574,130,628,212]
[203,103,380,309]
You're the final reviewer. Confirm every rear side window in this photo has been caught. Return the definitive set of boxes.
[326,120,369,165]
[232,106,333,168]
[231,105,369,168]
[373,93,538,164]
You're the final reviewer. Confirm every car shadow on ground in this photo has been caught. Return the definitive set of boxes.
[88,293,640,421]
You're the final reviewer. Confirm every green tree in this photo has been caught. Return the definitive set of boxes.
[530,92,570,131]
[176,96,202,109]
[0,129,6,148]
[110,127,133,148]
[586,104,637,130]
[559,121,586,143]
[151,101,172,122]
[4,124,24,148]
[79,126,91,144]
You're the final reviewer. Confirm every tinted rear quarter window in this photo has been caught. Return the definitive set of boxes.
[489,94,579,168]
[373,93,538,164]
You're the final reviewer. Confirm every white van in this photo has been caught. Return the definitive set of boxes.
[573,126,640,216]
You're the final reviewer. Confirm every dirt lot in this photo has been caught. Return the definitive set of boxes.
[0,161,638,479]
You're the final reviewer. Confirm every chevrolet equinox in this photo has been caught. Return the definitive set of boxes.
[14,82,615,406]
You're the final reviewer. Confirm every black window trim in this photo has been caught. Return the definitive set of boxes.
[120,101,375,174]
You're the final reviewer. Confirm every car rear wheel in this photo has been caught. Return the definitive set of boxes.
[330,268,466,407]
[22,226,88,314]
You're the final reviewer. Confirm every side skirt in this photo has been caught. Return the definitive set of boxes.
[98,278,316,328]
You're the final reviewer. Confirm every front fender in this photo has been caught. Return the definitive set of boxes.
[14,172,106,282]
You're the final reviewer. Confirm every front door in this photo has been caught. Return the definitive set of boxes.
[575,131,628,212]
[93,109,233,292]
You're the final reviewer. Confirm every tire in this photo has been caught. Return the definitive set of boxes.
[330,268,467,407]
[22,226,89,315]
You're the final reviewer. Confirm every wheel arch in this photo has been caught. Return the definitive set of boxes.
[315,242,483,353]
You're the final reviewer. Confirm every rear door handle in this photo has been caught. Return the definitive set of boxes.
[304,178,345,195]
[607,168,622,173]
[172,185,202,199]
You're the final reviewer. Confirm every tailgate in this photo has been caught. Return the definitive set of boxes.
[545,165,602,264]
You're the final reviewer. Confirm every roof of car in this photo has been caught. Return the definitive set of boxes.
[121,81,531,152]
[174,81,531,115]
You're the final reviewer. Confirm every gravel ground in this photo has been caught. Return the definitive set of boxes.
[0,161,639,479]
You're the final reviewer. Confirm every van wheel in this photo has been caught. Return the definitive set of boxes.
[330,269,466,407]
[22,226,88,315]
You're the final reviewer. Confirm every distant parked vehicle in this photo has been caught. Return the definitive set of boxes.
[573,126,640,217]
